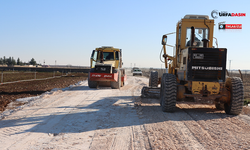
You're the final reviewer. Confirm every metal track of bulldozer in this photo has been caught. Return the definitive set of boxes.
[141,86,160,98]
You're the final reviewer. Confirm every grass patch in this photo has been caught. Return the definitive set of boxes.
[244,99,250,105]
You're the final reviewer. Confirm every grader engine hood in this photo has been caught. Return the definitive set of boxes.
[187,47,227,82]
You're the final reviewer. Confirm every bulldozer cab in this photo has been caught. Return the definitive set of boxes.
[90,47,122,69]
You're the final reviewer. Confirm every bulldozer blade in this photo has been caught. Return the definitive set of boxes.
[141,86,160,98]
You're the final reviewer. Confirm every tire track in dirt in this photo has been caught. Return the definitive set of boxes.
[2,73,250,150]
[15,90,100,150]
[178,103,250,149]
[177,103,226,149]
[136,96,250,150]
[137,99,205,150]
[15,76,148,150]
[0,82,101,149]
[0,91,79,144]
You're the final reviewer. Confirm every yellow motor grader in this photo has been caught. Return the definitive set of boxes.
[141,15,244,115]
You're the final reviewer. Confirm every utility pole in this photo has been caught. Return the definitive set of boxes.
[229,60,232,76]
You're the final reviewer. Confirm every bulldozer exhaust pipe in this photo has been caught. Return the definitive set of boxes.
[202,39,209,48]
[191,26,195,46]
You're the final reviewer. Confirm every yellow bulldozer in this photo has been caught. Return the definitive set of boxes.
[141,15,244,115]
[88,46,126,89]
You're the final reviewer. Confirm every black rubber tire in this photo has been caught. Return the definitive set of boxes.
[111,70,121,89]
[160,73,177,112]
[224,77,244,115]
[88,73,97,88]
[215,102,224,110]
[149,71,158,87]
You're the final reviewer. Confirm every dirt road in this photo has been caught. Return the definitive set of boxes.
[1,73,250,150]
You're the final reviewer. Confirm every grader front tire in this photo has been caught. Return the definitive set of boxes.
[160,73,177,112]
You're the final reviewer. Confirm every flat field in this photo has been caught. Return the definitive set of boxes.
[1,71,63,83]
[0,72,88,111]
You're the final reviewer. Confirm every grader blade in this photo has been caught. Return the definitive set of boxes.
[141,86,160,98]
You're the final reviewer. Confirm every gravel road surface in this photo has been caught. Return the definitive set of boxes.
[1,72,250,150]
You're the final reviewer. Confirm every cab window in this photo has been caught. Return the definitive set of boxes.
[186,28,209,47]
[91,50,97,61]
[115,51,119,60]
[103,52,114,60]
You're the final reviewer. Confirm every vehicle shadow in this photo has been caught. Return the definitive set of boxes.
[0,95,238,135]
[138,97,237,123]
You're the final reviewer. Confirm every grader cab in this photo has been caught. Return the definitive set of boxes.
[142,15,244,115]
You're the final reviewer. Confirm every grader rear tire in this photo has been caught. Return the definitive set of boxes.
[149,71,158,87]
[160,73,177,112]
[224,77,244,115]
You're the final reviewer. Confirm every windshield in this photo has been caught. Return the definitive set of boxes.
[134,69,141,72]
[186,28,209,47]
[103,52,114,60]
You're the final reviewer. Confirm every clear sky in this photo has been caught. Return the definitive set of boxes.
[0,0,249,69]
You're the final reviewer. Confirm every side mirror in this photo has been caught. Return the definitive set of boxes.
[162,35,167,45]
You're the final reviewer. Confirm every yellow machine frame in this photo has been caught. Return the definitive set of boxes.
[162,15,223,98]
[164,17,214,74]
[143,15,244,115]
